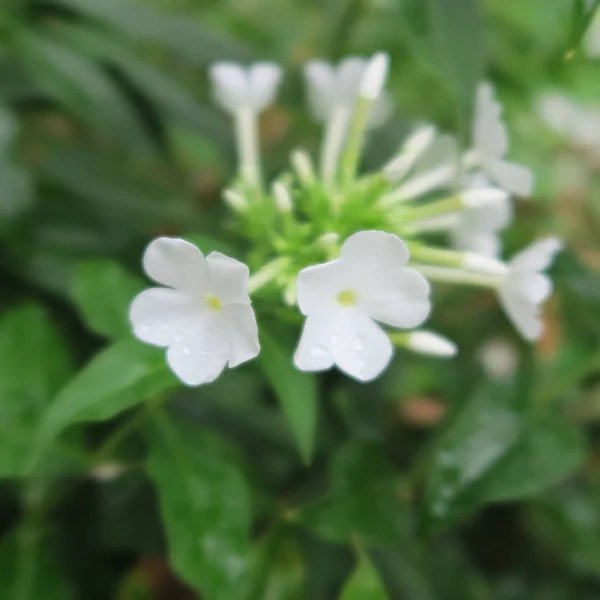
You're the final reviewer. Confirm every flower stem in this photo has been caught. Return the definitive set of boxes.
[339,97,372,185]
[412,264,503,288]
[400,195,462,223]
[234,108,261,190]
[320,108,350,188]
[248,258,290,294]
[406,243,465,268]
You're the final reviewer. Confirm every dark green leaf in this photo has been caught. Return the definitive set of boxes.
[146,413,250,599]
[259,325,318,464]
[298,442,409,546]
[422,383,522,534]
[425,0,486,123]
[340,554,389,600]
[0,162,34,223]
[0,304,75,477]
[15,30,152,151]
[71,260,145,338]
[54,0,252,64]
[481,416,586,502]
[33,340,176,465]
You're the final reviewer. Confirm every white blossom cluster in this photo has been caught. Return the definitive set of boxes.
[130,53,561,386]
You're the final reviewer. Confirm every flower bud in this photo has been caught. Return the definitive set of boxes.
[359,52,390,101]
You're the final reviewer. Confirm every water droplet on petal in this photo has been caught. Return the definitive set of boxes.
[330,333,339,345]
[310,345,328,357]
[200,350,208,357]
[161,323,169,331]
[140,324,151,334]
[183,346,191,355]
[174,334,182,342]
[352,338,364,352]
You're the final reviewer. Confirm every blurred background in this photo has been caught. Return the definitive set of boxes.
[1,0,600,599]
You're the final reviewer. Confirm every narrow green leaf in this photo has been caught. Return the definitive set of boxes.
[259,326,318,464]
[341,554,389,600]
[422,383,522,534]
[71,260,144,338]
[298,442,409,546]
[146,413,250,599]
[425,0,486,123]
[53,0,252,64]
[481,416,586,502]
[0,304,75,477]
[34,339,175,464]
[15,30,151,151]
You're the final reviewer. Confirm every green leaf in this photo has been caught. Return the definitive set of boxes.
[480,416,586,502]
[71,260,145,338]
[423,382,586,533]
[0,304,75,477]
[259,325,318,464]
[422,382,522,534]
[0,162,34,224]
[298,442,409,546]
[15,30,152,151]
[0,529,73,599]
[146,413,250,599]
[33,339,175,465]
[54,0,252,64]
[425,0,486,123]
[340,554,389,600]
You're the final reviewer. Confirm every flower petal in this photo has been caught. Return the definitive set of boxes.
[166,314,229,386]
[485,158,534,196]
[143,237,209,295]
[507,272,553,304]
[451,228,502,258]
[362,269,431,329]
[294,313,335,373]
[330,311,393,382]
[510,237,562,272]
[222,304,260,368]
[296,259,348,316]
[209,62,249,114]
[248,62,282,111]
[340,230,410,295]
[499,291,544,342]
[304,60,335,120]
[336,56,367,102]
[129,288,197,347]
[473,82,509,159]
[206,251,250,304]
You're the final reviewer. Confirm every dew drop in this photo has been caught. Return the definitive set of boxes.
[330,333,339,345]
[183,346,191,355]
[161,323,169,331]
[174,334,183,343]
[200,350,208,357]
[140,324,151,334]
[310,345,328,357]
[351,338,364,352]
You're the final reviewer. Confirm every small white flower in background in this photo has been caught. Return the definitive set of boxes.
[130,238,260,386]
[294,230,431,382]
[450,173,513,258]
[407,331,458,357]
[471,82,534,196]
[209,62,283,115]
[498,237,562,341]
[477,338,518,379]
[304,56,392,126]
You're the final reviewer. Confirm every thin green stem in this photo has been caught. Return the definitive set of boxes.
[412,264,503,288]
[339,97,372,185]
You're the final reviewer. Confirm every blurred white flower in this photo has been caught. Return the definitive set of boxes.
[209,61,282,115]
[477,338,519,379]
[498,237,562,341]
[471,83,534,196]
[303,56,392,126]
[130,237,260,386]
[294,230,431,382]
[450,173,513,258]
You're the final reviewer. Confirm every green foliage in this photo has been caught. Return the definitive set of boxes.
[0,0,598,598]
[260,325,319,463]
[146,414,251,599]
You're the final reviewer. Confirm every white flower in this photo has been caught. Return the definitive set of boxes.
[450,173,513,258]
[472,82,534,196]
[408,331,458,357]
[498,237,562,341]
[303,56,392,126]
[130,237,260,386]
[209,61,282,115]
[294,231,431,382]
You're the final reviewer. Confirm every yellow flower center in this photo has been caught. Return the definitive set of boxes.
[205,294,222,311]
[337,289,357,306]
